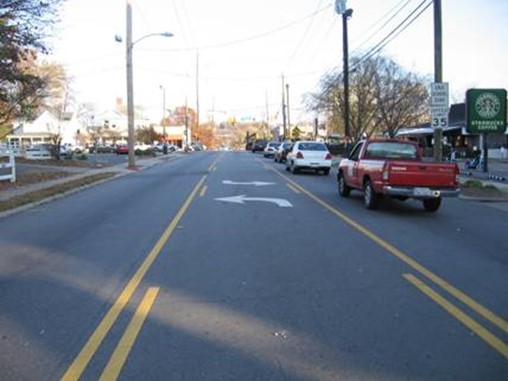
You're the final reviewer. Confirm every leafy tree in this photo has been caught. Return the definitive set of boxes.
[136,126,160,144]
[0,0,66,129]
[291,126,302,141]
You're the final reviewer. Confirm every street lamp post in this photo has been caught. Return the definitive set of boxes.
[335,0,353,151]
[125,1,173,168]
[160,85,166,140]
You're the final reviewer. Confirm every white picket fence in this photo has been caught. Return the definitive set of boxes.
[0,149,16,183]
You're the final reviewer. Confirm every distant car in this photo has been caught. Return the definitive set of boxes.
[115,144,129,154]
[251,139,267,153]
[134,143,151,151]
[153,142,177,153]
[274,142,292,163]
[263,141,280,158]
[285,141,332,176]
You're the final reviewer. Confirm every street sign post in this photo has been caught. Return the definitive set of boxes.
[430,82,449,128]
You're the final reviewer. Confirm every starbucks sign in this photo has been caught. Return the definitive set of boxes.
[466,89,507,133]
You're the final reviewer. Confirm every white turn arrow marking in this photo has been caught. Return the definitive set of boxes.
[222,180,275,186]
[215,195,292,207]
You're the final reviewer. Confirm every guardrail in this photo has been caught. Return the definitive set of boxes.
[0,149,16,183]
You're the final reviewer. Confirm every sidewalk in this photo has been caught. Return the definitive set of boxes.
[457,158,508,186]
[0,153,179,203]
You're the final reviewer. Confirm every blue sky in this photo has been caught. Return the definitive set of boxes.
[49,0,508,124]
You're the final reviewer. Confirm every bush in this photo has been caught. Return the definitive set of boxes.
[135,148,154,156]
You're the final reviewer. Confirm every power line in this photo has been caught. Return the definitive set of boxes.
[139,3,332,52]
[350,0,432,71]
[350,0,414,56]
[284,0,326,70]
[318,0,432,96]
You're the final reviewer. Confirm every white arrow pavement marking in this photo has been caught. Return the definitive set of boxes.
[222,180,275,186]
[215,195,293,207]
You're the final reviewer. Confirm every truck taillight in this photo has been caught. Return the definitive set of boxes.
[296,152,304,159]
[325,153,332,160]
[382,163,389,180]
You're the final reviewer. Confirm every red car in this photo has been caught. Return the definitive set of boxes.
[115,144,129,154]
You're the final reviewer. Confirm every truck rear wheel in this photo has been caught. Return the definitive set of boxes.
[363,180,379,210]
[423,198,441,212]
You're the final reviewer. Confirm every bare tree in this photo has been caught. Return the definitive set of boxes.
[373,57,429,137]
[306,54,429,142]
[306,57,381,142]
[37,61,73,158]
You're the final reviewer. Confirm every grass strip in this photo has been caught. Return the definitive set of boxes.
[0,172,117,212]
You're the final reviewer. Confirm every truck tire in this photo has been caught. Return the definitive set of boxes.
[323,168,330,176]
[363,179,379,210]
[338,172,351,197]
[423,198,441,212]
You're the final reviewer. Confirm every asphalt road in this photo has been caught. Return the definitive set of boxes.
[0,151,506,381]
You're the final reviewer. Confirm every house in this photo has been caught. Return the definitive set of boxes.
[6,109,81,149]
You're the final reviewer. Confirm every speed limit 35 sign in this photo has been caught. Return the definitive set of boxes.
[431,82,449,128]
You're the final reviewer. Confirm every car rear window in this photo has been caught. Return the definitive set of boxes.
[298,142,327,151]
[364,142,418,159]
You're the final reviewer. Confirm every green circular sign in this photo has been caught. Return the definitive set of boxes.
[475,93,501,119]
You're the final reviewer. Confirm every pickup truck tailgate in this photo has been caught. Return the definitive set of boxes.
[386,161,458,187]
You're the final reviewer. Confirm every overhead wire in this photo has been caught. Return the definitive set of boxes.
[170,0,191,49]
[284,0,326,70]
[139,3,332,52]
[350,0,414,56]
[319,0,432,96]
[350,0,432,72]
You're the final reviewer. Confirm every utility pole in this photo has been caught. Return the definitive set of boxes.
[286,83,290,135]
[265,90,270,139]
[281,74,287,140]
[342,9,352,144]
[195,52,200,141]
[160,85,166,139]
[185,95,190,148]
[126,1,135,168]
[433,0,443,162]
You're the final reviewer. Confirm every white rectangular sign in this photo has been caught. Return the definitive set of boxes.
[430,82,449,128]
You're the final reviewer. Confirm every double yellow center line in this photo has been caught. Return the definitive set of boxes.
[61,163,214,380]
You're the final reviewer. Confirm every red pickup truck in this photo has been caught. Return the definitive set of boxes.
[337,139,460,211]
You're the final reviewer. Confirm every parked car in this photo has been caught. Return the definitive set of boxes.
[88,144,116,154]
[153,142,177,153]
[263,141,280,158]
[285,141,332,175]
[274,141,293,163]
[337,139,460,211]
[115,144,129,154]
[251,139,267,153]
[134,143,152,152]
